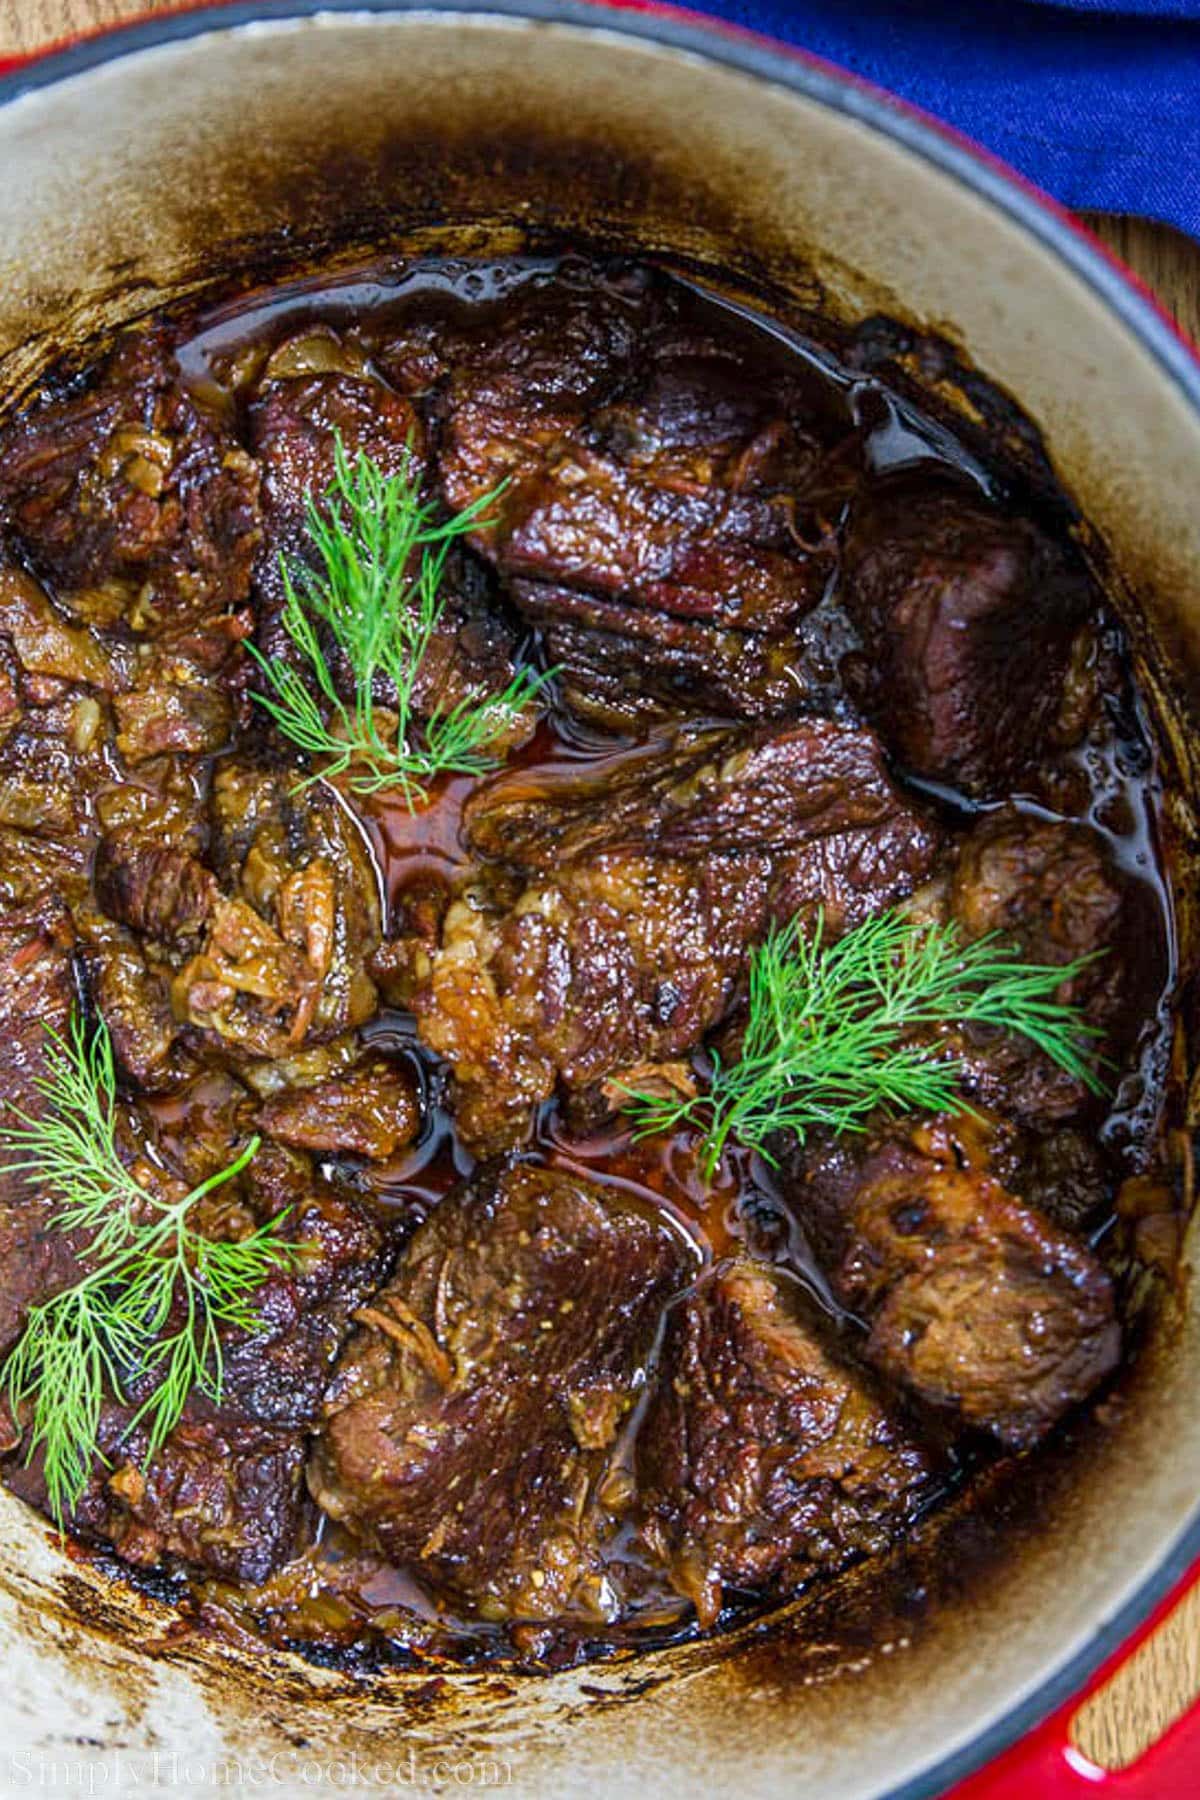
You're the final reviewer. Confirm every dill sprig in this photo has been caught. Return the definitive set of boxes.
[0,1014,296,1527]
[622,909,1106,1179]
[247,438,552,805]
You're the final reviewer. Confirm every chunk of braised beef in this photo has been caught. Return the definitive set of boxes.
[209,1141,391,1429]
[112,610,250,767]
[94,829,217,945]
[841,479,1094,796]
[248,329,526,730]
[412,719,941,1151]
[249,328,424,539]
[5,1132,389,1582]
[636,1260,938,1630]
[256,1057,420,1162]
[0,895,85,1357]
[783,1114,1121,1449]
[171,757,382,1061]
[4,1409,307,1584]
[436,273,842,727]
[0,328,261,625]
[514,586,806,728]
[0,566,120,693]
[908,806,1129,1125]
[309,1161,692,1625]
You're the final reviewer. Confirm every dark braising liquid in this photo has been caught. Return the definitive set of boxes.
[123,257,1177,1664]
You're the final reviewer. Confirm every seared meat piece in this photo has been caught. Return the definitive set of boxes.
[520,593,806,726]
[412,719,941,1151]
[75,899,183,1090]
[0,328,261,625]
[0,895,84,1356]
[948,805,1125,970]
[0,613,117,854]
[909,806,1128,1124]
[436,271,647,532]
[785,1114,1121,1449]
[0,824,92,910]
[257,1056,420,1161]
[249,328,525,728]
[636,1261,937,1629]
[5,1410,307,1585]
[112,610,249,767]
[842,479,1093,796]
[437,272,840,727]
[249,327,424,537]
[1000,1129,1111,1236]
[94,828,217,945]
[212,1141,391,1428]
[310,1161,692,1625]
[5,1134,388,1582]
[0,566,120,693]
[172,757,382,1061]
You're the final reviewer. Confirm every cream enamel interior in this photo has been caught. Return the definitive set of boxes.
[0,12,1197,1798]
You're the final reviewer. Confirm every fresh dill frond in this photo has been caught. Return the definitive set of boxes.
[0,1014,296,1527]
[622,909,1106,1179]
[247,436,552,805]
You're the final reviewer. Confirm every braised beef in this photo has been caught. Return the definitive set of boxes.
[0,896,85,1356]
[171,756,382,1061]
[413,718,941,1151]
[94,829,217,945]
[783,1115,1121,1448]
[842,479,1094,796]
[437,272,842,727]
[0,254,1170,1664]
[5,1134,388,1582]
[256,1057,420,1161]
[637,1260,938,1628]
[249,327,526,730]
[909,806,1129,1124]
[0,329,261,627]
[310,1161,692,1624]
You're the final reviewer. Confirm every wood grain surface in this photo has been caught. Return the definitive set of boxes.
[1,0,1197,1777]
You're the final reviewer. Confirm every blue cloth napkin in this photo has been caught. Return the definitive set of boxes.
[688,1,1200,237]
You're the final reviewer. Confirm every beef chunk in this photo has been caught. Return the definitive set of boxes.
[0,328,261,625]
[249,329,525,730]
[112,609,249,767]
[0,895,84,1356]
[909,806,1128,1124]
[842,479,1093,796]
[437,271,841,727]
[948,806,1125,972]
[0,566,119,693]
[6,1411,307,1585]
[636,1261,937,1629]
[0,825,91,911]
[518,591,806,726]
[257,1057,420,1161]
[5,1133,388,1582]
[310,1161,692,1625]
[412,719,941,1151]
[171,757,382,1060]
[211,1141,391,1429]
[785,1114,1121,1448]
[76,900,183,1090]
[94,829,217,945]
[249,327,424,539]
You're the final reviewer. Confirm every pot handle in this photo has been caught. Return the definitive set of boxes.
[948,1555,1200,1798]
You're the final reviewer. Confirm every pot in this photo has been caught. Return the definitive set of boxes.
[0,6,1197,1796]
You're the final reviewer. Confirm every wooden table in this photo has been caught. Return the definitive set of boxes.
[2,0,1197,1778]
